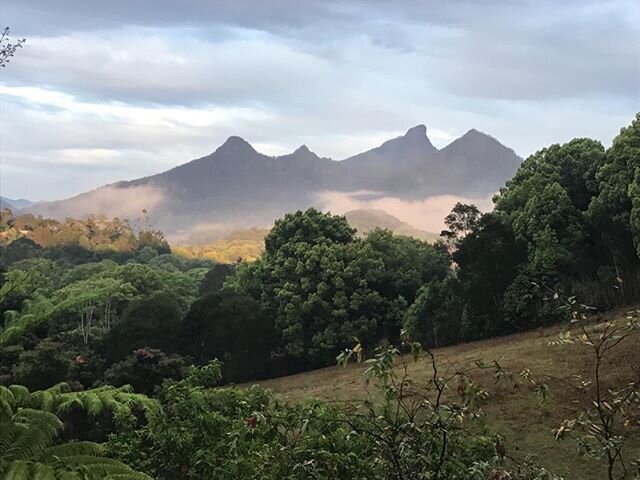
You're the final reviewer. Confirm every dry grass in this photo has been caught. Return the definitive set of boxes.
[241,307,640,479]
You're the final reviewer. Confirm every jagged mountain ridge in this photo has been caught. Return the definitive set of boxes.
[24,125,522,237]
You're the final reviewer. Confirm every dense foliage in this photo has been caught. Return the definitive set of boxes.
[229,209,450,365]
[442,113,640,341]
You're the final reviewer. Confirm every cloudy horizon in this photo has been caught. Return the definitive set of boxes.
[1,0,638,201]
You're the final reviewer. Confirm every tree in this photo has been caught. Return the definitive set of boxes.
[440,202,481,242]
[198,263,235,296]
[588,114,639,250]
[264,208,355,256]
[182,291,276,381]
[454,212,527,338]
[232,211,455,365]
[0,27,25,68]
[111,264,163,298]
[12,339,72,390]
[52,277,136,343]
[137,229,170,255]
[593,113,639,258]
[105,293,183,362]
[403,277,462,348]
[154,268,207,312]
[233,239,385,364]
[1,295,56,348]
[363,228,451,342]
[0,237,41,267]
[103,348,187,395]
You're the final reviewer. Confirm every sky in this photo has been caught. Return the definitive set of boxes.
[1,0,638,201]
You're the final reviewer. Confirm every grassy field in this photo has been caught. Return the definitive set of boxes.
[242,307,640,479]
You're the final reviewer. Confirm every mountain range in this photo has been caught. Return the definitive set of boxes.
[19,125,521,242]
[0,197,34,211]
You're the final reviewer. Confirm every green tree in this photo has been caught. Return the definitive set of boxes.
[198,263,235,296]
[403,277,462,347]
[264,208,355,255]
[103,348,187,395]
[105,293,183,362]
[440,202,481,242]
[110,264,162,298]
[233,210,453,365]
[12,340,72,390]
[182,291,275,381]
[454,212,527,338]
[137,229,170,255]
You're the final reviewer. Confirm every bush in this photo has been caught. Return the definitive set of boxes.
[105,292,183,361]
[103,348,187,395]
[182,291,276,382]
[12,339,72,390]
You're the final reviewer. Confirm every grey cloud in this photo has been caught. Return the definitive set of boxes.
[4,0,347,35]
[3,0,637,104]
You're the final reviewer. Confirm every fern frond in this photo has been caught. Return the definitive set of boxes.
[1,459,31,480]
[106,474,154,480]
[0,386,15,407]
[0,418,21,452]
[4,409,63,461]
[81,393,104,417]
[43,441,105,459]
[54,397,83,416]
[1,385,154,480]
[9,385,30,406]
[0,399,13,418]
[56,471,82,480]
[31,462,56,480]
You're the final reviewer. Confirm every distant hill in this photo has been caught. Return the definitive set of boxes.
[0,196,33,211]
[175,210,439,262]
[174,228,269,263]
[24,125,521,236]
[344,209,438,242]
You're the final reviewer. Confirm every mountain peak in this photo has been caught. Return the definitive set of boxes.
[215,135,256,155]
[404,124,427,138]
[294,145,311,154]
[462,128,487,138]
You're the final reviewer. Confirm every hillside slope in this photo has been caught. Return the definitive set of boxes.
[344,208,439,242]
[242,308,640,480]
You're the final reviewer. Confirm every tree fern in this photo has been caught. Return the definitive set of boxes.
[0,296,55,347]
[2,383,158,421]
[1,385,155,480]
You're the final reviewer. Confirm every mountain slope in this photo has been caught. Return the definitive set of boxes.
[1,196,33,210]
[25,125,521,236]
[344,209,438,242]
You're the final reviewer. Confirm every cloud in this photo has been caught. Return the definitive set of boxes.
[29,185,167,221]
[168,221,259,245]
[316,191,494,233]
